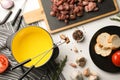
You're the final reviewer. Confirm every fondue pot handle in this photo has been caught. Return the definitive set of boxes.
[18,65,35,80]
[11,59,31,70]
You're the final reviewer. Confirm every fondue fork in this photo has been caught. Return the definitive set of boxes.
[11,40,66,80]
[11,40,65,70]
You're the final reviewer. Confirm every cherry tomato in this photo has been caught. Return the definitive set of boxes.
[0,54,9,73]
[112,50,120,67]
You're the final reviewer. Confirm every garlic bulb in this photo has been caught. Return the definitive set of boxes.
[71,71,83,80]
[89,75,99,80]
[0,0,14,10]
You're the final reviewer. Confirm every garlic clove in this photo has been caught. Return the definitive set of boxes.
[83,68,90,77]
[71,70,83,80]
[89,75,99,80]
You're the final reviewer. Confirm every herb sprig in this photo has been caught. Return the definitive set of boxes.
[110,13,120,22]
[52,56,67,80]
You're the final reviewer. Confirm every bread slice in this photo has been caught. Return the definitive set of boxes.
[96,32,112,49]
[94,43,112,57]
[108,34,120,50]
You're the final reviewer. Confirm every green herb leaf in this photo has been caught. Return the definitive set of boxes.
[116,14,120,18]
[110,18,120,22]
[52,56,67,80]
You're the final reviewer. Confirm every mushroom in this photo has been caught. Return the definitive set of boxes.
[76,57,86,67]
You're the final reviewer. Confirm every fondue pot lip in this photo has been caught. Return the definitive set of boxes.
[11,26,54,68]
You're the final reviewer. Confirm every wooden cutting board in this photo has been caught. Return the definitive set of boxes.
[23,0,119,34]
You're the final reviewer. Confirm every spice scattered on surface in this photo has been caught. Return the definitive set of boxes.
[73,30,84,42]
[73,46,79,53]
[60,34,66,40]
[80,50,82,52]
[65,37,70,44]
[69,63,77,68]
[60,34,70,44]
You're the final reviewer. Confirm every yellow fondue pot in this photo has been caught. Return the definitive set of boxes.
[11,26,53,68]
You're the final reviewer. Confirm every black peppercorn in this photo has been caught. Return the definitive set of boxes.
[72,30,84,42]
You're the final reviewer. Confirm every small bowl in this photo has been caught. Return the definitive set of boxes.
[72,30,85,42]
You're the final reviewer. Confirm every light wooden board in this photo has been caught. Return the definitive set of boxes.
[23,0,119,34]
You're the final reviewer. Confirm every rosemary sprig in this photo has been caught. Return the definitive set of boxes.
[52,56,67,80]
[110,18,120,22]
[110,13,120,22]
[116,14,120,17]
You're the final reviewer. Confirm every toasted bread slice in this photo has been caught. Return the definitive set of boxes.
[94,43,112,57]
[108,34,120,50]
[96,32,112,49]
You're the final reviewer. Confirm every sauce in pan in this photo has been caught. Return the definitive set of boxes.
[11,26,53,68]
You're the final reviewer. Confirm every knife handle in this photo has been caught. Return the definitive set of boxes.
[12,9,22,26]
[0,11,12,25]
[15,16,23,32]
[11,59,31,70]
[18,65,35,80]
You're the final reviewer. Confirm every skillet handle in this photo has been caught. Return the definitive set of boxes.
[18,65,35,80]
[11,59,31,70]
